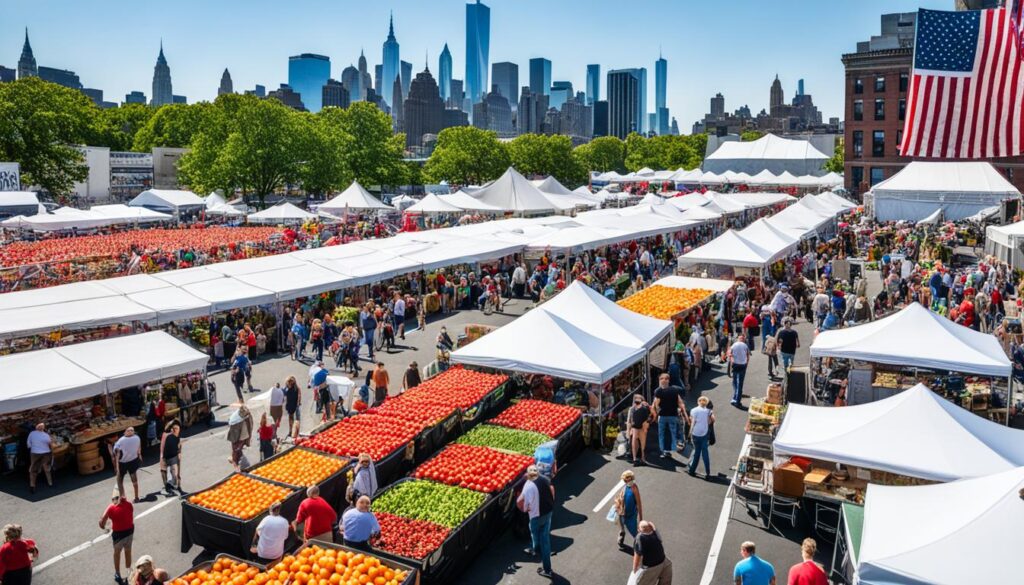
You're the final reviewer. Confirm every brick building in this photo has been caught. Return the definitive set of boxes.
[842,11,1024,197]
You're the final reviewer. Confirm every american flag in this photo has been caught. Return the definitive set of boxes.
[900,5,1024,158]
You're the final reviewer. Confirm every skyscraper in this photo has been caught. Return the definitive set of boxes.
[341,65,360,101]
[439,43,453,102]
[465,0,491,106]
[638,68,647,134]
[607,69,642,139]
[0,66,15,83]
[375,64,383,95]
[38,67,82,89]
[288,53,330,112]
[218,68,233,95]
[769,75,784,116]
[655,55,668,135]
[710,93,725,118]
[529,58,551,96]
[401,60,412,98]
[125,91,147,105]
[517,86,549,135]
[559,95,593,144]
[151,41,173,107]
[322,79,350,109]
[381,13,400,108]
[404,66,446,147]
[491,62,518,110]
[586,64,600,105]
[448,79,465,110]
[797,78,805,96]
[473,86,514,137]
[593,100,609,137]
[358,50,372,100]
[268,84,305,110]
[392,75,404,131]
[17,28,36,79]
[549,81,573,111]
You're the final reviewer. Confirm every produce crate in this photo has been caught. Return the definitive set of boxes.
[179,474,304,558]
[554,415,584,465]
[171,554,264,581]
[243,446,353,512]
[375,440,415,487]
[303,540,420,585]
[414,409,463,464]
[461,382,509,431]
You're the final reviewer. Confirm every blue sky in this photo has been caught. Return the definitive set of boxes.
[5,0,949,129]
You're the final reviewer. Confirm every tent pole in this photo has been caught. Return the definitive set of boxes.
[1008,375,1013,427]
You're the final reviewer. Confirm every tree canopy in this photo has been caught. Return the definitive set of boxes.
[506,134,585,186]
[573,136,626,174]
[132,103,214,152]
[740,130,765,142]
[824,139,844,173]
[623,133,706,173]
[424,126,510,186]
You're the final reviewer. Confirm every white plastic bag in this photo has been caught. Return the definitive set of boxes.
[606,505,618,522]
[626,569,640,585]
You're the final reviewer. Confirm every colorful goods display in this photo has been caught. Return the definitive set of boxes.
[400,366,507,409]
[374,512,451,561]
[368,395,457,427]
[299,414,422,460]
[248,448,347,487]
[616,285,714,319]
[455,424,552,456]
[187,474,293,520]
[413,444,533,493]
[373,480,487,529]
[489,399,580,438]
[170,546,410,585]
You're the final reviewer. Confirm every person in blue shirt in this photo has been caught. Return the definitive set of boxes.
[230,351,250,402]
[290,318,307,361]
[339,496,380,552]
[734,541,776,585]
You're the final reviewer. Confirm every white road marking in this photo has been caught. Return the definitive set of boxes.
[592,480,624,513]
[699,489,734,585]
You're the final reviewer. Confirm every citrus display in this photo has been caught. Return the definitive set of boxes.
[187,474,293,520]
[168,557,262,585]
[248,448,348,487]
[374,479,487,528]
[455,424,553,456]
[169,546,409,585]
[489,399,581,438]
[616,285,714,319]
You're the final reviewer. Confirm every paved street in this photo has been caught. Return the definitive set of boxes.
[7,295,828,585]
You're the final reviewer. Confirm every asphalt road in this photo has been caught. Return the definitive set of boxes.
[8,293,835,585]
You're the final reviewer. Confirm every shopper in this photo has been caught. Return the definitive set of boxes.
[763,331,779,380]
[359,303,377,361]
[257,413,275,461]
[100,489,134,585]
[517,465,554,578]
[230,349,250,402]
[292,485,337,544]
[688,396,715,479]
[614,470,643,548]
[0,524,38,585]
[742,310,759,351]
[652,374,686,459]
[371,362,389,406]
[402,361,421,393]
[251,500,290,564]
[775,318,799,374]
[158,420,182,493]
[269,382,285,436]
[310,318,325,363]
[348,454,378,504]
[311,361,332,422]
[786,538,827,585]
[26,422,53,494]
[284,376,301,434]
[392,291,406,340]
[728,337,750,406]
[626,394,653,466]
[113,427,143,503]
[290,315,307,361]
[339,496,380,552]
[226,405,253,471]
[631,520,672,585]
[125,555,165,585]
[734,541,776,585]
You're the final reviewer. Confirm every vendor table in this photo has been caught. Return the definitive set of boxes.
[70,417,145,445]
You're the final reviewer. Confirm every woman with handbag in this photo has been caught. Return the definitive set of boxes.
[614,470,643,549]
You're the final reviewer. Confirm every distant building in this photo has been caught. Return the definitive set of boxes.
[465,0,490,106]
[381,13,400,108]
[401,60,412,98]
[769,75,784,115]
[124,90,147,105]
[151,41,173,107]
[71,146,110,201]
[517,86,549,135]
[172,95,187,104]
[529,58,551,96]
[375,64,383,96]
[448,79,465,110]
[219,68,233,95]
[607,69,643,139]
[549,81,573,111]
[110,151,154,201]
[593,100,608,137]
[366,86,388,113]
[710,93,725,118]
[81,87,104,106]
[153,147,187,189]
[442,108,469,130]
[439,43,453,102]
[559,95,593,145]
[0,66,15,83]
[655,55,668,134]
[491,62,518,111]
[39,66,81,89]
[392,75,404,131]
[267,84,306,111]
[404,67,446,147]
[358,50,372,101]
[245,84,266,98]
[17,29,37,80]
[288,53,330,112]
[586,64,600,105]
[473,86,514,138]
[670,117,679,136]
[322,79,350,109]
[341,65,361,101]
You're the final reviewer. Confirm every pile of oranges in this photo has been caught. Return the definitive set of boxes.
[249,448,348,487]
[187,474,293,520]
[617,285,714,319]
[169,558,262,585]
[170,547,408,585]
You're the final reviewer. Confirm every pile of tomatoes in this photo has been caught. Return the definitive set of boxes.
[490,399,581,438]
[374,512,451,560]
[300,414,421,460]
[248,448,348,488]
[187,474,293,520]
[401,366,507,409]
[368,395,457,427]
[413,444,533,494]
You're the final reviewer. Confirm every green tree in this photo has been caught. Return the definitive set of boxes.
[89,103,155,151]
[424,126,510,185]
[824,139,844,173]
[740,130,765,142]
[299,108,353,196]
[573,136,626,174]
[337,101,406,188]
[623,133,660,172]
[506,133,585,186]
[0,77,95,200]
[132,103,214,151]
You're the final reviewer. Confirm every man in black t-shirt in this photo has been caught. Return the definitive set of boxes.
[632,520,672,584]
[652,373,687,459]
[775,318,800,374]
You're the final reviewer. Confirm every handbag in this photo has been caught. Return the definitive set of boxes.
[708,422,717,446]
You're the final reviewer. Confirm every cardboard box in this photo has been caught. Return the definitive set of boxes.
[773,462,806,497]
[766,383,783,404]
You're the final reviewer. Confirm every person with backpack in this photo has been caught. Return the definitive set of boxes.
[614,470,643,549]
[626,394,653,466]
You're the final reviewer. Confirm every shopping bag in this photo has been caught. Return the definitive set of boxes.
[626,569,640,585]
[606,506,618,522]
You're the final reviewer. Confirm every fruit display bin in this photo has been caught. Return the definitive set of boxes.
[302,540,420,585]
[242,446,353,512]
[460,381,510,431]
[370,478,501,584]
[413,409,463,464]
[179,473,304,558]
[374,440,416,487]
[170,554,265,581]
[554,415,584,465]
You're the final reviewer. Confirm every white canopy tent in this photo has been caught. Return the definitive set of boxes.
[319,181,393,214]
[738,218,800,256]
[465,167,556,214]
[127,287,212,323]
[677,229,779,269]
[746,169,778,186]
[15,208,112,232]
[525,225,630,254]
[819,172,844,188]
[205,192,227,208]
[206,203,246,217]
[405,193,464,214]
[855,466,1024,585]
[985,219,1024,267]
[810,302,1011,378]
[653,275,735,293]
[247,202,317,224]
[180,278,276,312]
[869,162,1021,222]
[441,190,503,212]
[0,296,158,339]
[702,134,829,176]
[231,265,350,302]
[766,171,800,186]
[0,191,42,219]
[774,384,1024,482]
[90,204,172,224]
[532,176,574,196]
[128,189,205,214]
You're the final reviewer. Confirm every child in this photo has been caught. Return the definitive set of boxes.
[257,412,275,461]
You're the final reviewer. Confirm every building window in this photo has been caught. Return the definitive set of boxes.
[854,78,864,94]
[896,129,903,147]
[872,130,885,157]
[853,130,864,158]
[870,167,885,186]
[899,72,909,92]
[852,166,864,189]
[853,100,863,121]
[898,98,906,121]
[874,99,885,120]
[875,75,886,92]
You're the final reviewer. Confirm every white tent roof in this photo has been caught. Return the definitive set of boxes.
[768,202,833,235]
[795,194,838,216]
[872,161,1019,196]
[451,299,645,384]
[532,176,575,196]
[727,192,796,208]
[819,171,844,187]
[677,229,777,268]
[678,206,723,222]
[247,202,317,224]
[206,203,245,217]
[653,275,735,293]
[767,170,800,185]
[0,296,157,339]
[18,208,112,231]
[774,384,1024,482]
[857,466,1024,585]
[312,250,421,287]
[705,134,829,162]
[128,189,205,211]
[0,281,116,312]
[180,278,276,312]
[466,167,555,213]
[91,204,172,223]
[319,181,393,213]
[738,217,800,255]
[666,193,711,210]
[405,193,464,214]
[97,274,172,295]
[152,267,226,287]
[232,265,349,301]
[706,192,750,214]
[441,190,502,212]
[205,192,227,209]
[810,302,1011,377]
[397,238,521,271]
[0,350,104,414]
[126,287,212,323]
[206,253,308,277]
[541,281,671,350]
[747,169,778,186]
[817,191,858,210]
[621,202,691,223]
[525,225,630,254]
[699,171,725,185]
[0,191,40,208]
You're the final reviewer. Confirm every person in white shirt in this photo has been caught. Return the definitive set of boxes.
[512,263,528,298]
[252,500,290,563]
[26,423,52,493]
[392,292,406,340]
[688,396,716,478]
[269,383,286,437]
[113,427,143,502]
[729,339,750,406]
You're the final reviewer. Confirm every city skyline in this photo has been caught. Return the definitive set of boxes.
[3,0,950,130]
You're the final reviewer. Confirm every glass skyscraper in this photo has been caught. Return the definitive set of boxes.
[586,64,600,105]
[288,53,330,112]
[381,13,400,108]
[439,43,453,102]
[491,62,518,110]
[529,58,551,96]
[607,68,644,139]
[655,56,667,135]
[465,0,490,106]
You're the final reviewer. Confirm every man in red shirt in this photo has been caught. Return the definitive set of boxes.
[291,485,336,544]
[99,489,135,585]
[786,538,828,585]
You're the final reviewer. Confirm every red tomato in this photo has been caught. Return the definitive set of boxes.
[412,443,534,494]
[489,399,581,437]
[373,512,451,560]
[299,413,421,460]
[401,366,507,410]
